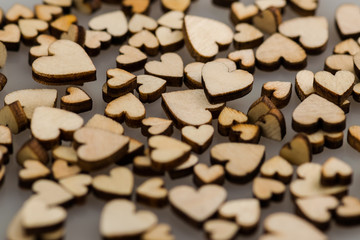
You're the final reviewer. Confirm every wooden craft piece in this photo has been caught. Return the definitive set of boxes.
[253,7,282,34]
[183,15,233,62]
[295,70,315,100]
[116,45,147,71]
[122,0,150,14]
[21,196,67,234]
[334,38,360,56]
[129,14,157,34]
[59,174,92,199]
[88,11,128,41]
[181,125,214,154]
[136,177,168,207]
[292,94,346,133]
[296,196,339,229]
[141,117,173,137]
[168,154,198,179]
[0,24,21,51]
[32,179,73,206]
[29,34,57,64]
[279,16,328,53]
[184,62,204,89]
[228,49,255,73]
[247,96,276,124]
[321,157,352,186]
[256,33,307,71]
[145,53,183,86]
[17,139,48,166]
[50,15,77,38]
[0,42,6,68]
[161,0,190,12]
[348,125,360,152]
[32,40,96,84]
[60,87,92,113]
[19,160,51,186]
[169,185,227,224]
[0,146,8,165]
[261,81,292,108]
[74,127,129,171]
[0,101,27,134]
[31,107,83,148]
[35,4,62,22]
[204,219,238,240]
[202,61,254,104]
[44,0,72,11]
[279,133,312,166]
[60,24,86,46]
[7,210,36,240]
[52,146,77,163]
[255,0,286,11]
[157,11,184,30]
[156,26,184,52]
[148,135,191,171]
[0,73,7,91]
[100,199,157,239]
[6,4,34,23]
[86,114,124,135]
[128,30,159,56]
[52,160,81,180]
[219,198,260,232]
[84,30,111,56]
[253,177,285,205]
[0,126,12,153]
[211,143,265,181]
[162,89,225,127]
[105,93,146,127]
[289,0,319,16]
[133,150,164,176]
[259,212,327,240]
[260,155,293,183]
[290,163,348,198]
[352,52,360,80]
[218,107,247,136]
[231,3,259,24]
[74,0,101,14]
[215,58,237,72]
[142,224,174,240]
[229,124,260,143]
[336,196,360,224]
[255,108,286,141]
[19,19,48,45]
[125,138,145,163]
[336,4,360,39]
[137,75,166,103]
[106,68,137,97]
[324,55,355,76]
[306,130,343,154]
[93,167,133,199]
[193,163,224,186]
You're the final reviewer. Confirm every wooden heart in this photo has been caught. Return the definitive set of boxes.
[157,10,184,30]
[44,0,72,8]
[136,177,168,207]
[169,185,227,224]
[19,19,48,44]
[156,26,184,52]
[5,3,34,23]
[0,24,21,51]
[292,94,346,133]
[321,157,352,186]
[31,106,83,149]
[305,130,343,154]
[204,219,238,240]
[85,114,124,135]
[193,163,225,186]
[183,15,233,62]
[290,163,348,198]
[32,40,96,84]
[128,30,159,56]
[261,81,292,109]
[59,174,92,198]
[334,38,360,56]
[260,156,293,183]
[181,125,214,154]
[325,54,355,76]
[253,7,282,34]
[145,53,183,86]
[336,196,360,224]
[129,13,157,34]
[229,123,260,143]
[255,0,286,11]
[255,33,307,71]
[32,179,73,206]
[52,160,81,180]
[0,126,12,154]
[161,0,190,12]
[116,45,147,71]
[17,139,48,166]
[84,30,111,56]
[260,212,327,240]
[35,4,62,22]
[137,75,166,103]
[50,15,77,38]
[93,167,133,198]
[106,68,137,96]
[336,4,360,39]
[52,146,78,163]
[141,117,173,137]
[228,49,256,73]
[74,127,129,171]
[61,87,92,113]
[211,143,265,181]
[60,24,86,46]
[231,2,259,24]
[279,16,328,53]
[348,125,360,152]
[279,133,312,166]
[314,70,354,105]
[122,0,150,14]
[142,224,174,240]
[253,177,286,205]
[218,107,248,136]
[295,70,315,100]
[29,34,57,64]
[289,0,318,16]
[184,62,205,89]
[0,101,27,134]
[0,42,6,68]
[255,108,286,141]
[219,198,260,231]
[19,160,50,185]
[100,199,157,239]
[202,61,254,104]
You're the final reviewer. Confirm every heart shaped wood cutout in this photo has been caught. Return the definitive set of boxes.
[253,177,286,206]
[204,219,238,240]
[336,4,360,39]
[181,125,214,154]
[193,163,225,186]
[260,156,293,184]
[231,2,259,24]
[279,133,312,166]
[321,157,352,186]
[32,179,74,206]
[289,0,318,16]
[336,196,360,224]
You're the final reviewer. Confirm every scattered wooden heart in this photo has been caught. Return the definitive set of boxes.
[161,0,190,12]
[253,7,282,34]
[59,174,92,199]
[260,155,293,183]
[217,107,247,136]
[255,0,287,11]
[255,108,286,141]
[157,10,184,30]
[334,38,360,56]
[18,19,48,45]
[7,210,37,240]
[231,2,259,24]
[292,94,346,133]
[60,24,86,46]
[0,42,6,68]
[193,163,225,186]
[321,157,352,186]
[183,62,204,89]
[336,196,360,224]
[125,138,145,163]
[52,160,81,180]
[128,30,159,56]
[106,68,137,96]
[128,13,157,34]
[5,4,34,23]
[168,154,198,179]
[50,14,77,38]
[60,87,92,113]
[156,26,184,52]
[35,4,62,22]
[247,96,276,124]
[305,130,343,154]
[0,101,28,134]
[202,61,254,104]
[228,49,256,73]
[141,117,173,137]
[211,143,265,181]
[253,177,286,206]
[44,0,72,11]
[296,196,339,229]
[169,184,227,225]
[279,133,312,166]
[181,125,214,154]
[325,55,355,76]
[88,10,128,41]
[17,139,48,167]
[133,150,165,176]
[145,53,183,86]
[84,30,111,56]
[136,177,168,207]
[347,125,360,152]
[93,167,133,199]
[85,114,124,135]
[32,40,96,84]
[19,160,51,187]
[142,224,174,240]
[290,163,348,198]
[256,33,307,71]
[0,126,12,153]
[336,4,360,39]
[116,45,147,71]
[0,24,21,51]
[289,0,319,16]
[74,0,101,14]
[29,34,57,64]
[229,123,261,143]
[183,15,234,62]
[259,212,327,240]
[105,93,146,127]
[261,81,292,109]
[122,0,150,14]
[204,219,238,240]
[295,70,315,100]
[74,127,129,171]
[52,146,78,163]
[137,75,166,103]
[32,179,74,206]
[218,198,260,232]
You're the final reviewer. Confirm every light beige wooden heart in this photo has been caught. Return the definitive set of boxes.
[142,224,174,240]
[52,159,81,180]
[6,3,33,23]
[122,0,150,14]
[229,123,260,143]
[336,196,360,223]
[218,107,248,136]
[52,146,78,163]
[169,185,227,223]
[194,163,224,186]
[161,0,190,12]
[321,157,352,185]
[0,24,21,51]
[253,7,282,34]
[156,26,183,51]
[260,156,293,183]
[142,117,173,137]
[334,38,360,56]
[295,70,315,100]
[184,62,204,89]
[157,11,184,30]
[305,130,343,154]
[19,19,48,41]
[280,133,312,166]
[35,4,62,22]
[44,0,72,8]
[59,174,92,198]
[29,34,57,63]
[0,101,28,134]
[290,0,318,15]
[88,10,128,39]
[0,42,6,68]
[204,219,238,240]
[169,154,199,178]
[136,177,167,206]
[7,209,36,240]
[231,3,258,23]
[228,49,255,73]
[336,4,360,39]
[19,160,50,184]
[32,179,73,206]
[181,125,214,153]
[262,81,292,109]
[128,30,159,56]
[253,177,286,203]
[325,54,355,75]
[61,86,92,113]
[85,114,124,135]
[128,13,157,34]
[137,75,166,103]
[106,68,136,93]
[116,45,147,71]
[255,0,286,10]
[84,30,111,56]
